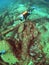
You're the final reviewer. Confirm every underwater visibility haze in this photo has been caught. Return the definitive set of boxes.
[0,0,49,65]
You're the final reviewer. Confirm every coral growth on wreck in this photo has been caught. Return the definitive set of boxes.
[0,18,49,65]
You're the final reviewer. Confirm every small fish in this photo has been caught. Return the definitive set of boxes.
[0,50,6,55]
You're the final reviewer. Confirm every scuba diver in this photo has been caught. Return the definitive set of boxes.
[17,6,36,21]
[18,11,30,21]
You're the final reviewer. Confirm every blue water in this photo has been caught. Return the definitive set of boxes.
[0,0,17,13]
[0,0,49,14]
[45,0,49,2]
[0,0,17,7]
